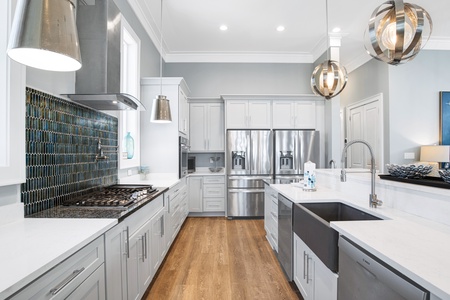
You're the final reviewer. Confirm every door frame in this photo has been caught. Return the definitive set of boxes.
[345,93,384,172]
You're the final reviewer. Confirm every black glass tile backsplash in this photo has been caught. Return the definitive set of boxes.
[22,88,118,215]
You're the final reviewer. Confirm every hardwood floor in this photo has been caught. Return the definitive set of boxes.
[145,217,301,300]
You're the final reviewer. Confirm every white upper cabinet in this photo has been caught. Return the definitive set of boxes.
[178,89,189,137]
[0,0,26,186]
[273,100,316,129]
[225,99,271,129]
[119,18,141,170]
[189,101,224,152]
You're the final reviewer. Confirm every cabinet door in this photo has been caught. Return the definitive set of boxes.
[294,101,316,129]
[248,100,271,128]
[66,264,106,300]
[226,100,248,128]
[127,230,142,300]
[272,101,295,129]
[179,88,189,137]
[294,234,313,299]
[105,225,128,300]
[207,103,224,151]
[150,209,165,275]
[188,176,203,212]
[189,103,207,151]
[313,256,338,300]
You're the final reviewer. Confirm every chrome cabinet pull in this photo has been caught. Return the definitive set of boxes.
[303,251,307,280]
[144,232,148,260]
[307,255,313,283]
[125,226,130,258]
[49,267,85,295]
[160,215,165,237]
[140,236,145,262]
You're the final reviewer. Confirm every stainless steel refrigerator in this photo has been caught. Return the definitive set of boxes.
[274,130,320,182]
[226,130,272,218]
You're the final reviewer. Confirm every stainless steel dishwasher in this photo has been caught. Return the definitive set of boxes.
[338,237,429,300]
[278,194,293,281]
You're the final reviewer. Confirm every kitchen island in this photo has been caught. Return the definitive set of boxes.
[268,169,450,300]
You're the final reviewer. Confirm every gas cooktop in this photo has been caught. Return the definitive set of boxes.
[63,184,158,207]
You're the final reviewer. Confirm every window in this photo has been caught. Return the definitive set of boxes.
[120,17,141,170]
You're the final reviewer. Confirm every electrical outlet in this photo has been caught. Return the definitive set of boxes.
[404,152,415,160]
[127,169,132,176]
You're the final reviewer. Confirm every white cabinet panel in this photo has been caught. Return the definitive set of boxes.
[226,100,248,128]
[273,101,316,129]
[188,176,203,212]
[248,100,271,128]
[264,185,278,251]
[294,233,337,300]
[189,102,224,152]
[178,89,189,137]
[226,100,271,129]
[66,265,106,300]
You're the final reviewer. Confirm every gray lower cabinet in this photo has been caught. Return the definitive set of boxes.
[9,236,105,300]
[188,175,225,214]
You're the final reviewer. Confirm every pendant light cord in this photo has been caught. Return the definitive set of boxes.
[159,0,163,95]
[325,0,330,60]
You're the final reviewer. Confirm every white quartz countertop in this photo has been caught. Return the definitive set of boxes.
[269,183,450,299]
[0,217,116,298]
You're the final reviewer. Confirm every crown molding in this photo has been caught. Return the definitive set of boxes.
[164,52,314,64]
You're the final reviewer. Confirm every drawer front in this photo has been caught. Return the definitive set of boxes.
[10,236,105,300]
[203,199,225,211]
[128,194,164,233]
[203,184,225,198]
[203,176,225,184]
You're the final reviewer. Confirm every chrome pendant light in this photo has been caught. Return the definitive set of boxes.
[7,0,82,72]
[364,0,432,65]
[310,0,348,100]
[151,0,172,123]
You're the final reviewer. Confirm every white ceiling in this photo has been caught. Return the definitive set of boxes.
[127,0,450,72]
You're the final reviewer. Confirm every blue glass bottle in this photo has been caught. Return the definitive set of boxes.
[125,132,134,159]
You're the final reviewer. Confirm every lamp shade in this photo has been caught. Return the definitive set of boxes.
[7,0,82,72]
[420,145,450,162]
[151,95,172,123]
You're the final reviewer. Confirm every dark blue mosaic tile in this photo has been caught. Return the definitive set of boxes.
[21,88,119,215]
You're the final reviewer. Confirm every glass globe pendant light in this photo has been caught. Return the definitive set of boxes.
[151,0,172,123]
[310,0,348,100]
[7,0,82,72]
[365,0,432,65]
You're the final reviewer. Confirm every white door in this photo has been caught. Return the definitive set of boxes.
[346,94,383,171]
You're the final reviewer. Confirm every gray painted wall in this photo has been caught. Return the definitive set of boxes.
[339,50,450,165]
[388,50,450,164]
[163,63,313,97]
[340,58,390,166]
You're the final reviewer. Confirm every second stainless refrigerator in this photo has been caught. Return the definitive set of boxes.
[226,130,272,218]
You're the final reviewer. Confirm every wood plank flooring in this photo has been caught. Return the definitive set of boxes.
[145,217,301,300]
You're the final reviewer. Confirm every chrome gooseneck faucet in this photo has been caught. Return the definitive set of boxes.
[340,139,383,208]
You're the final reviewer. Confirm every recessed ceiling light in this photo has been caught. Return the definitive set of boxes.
[220,25,228,31]
[112,100,118,104]
[276,26,285,32]
[332,27,341,33]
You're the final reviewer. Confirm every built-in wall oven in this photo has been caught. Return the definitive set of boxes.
[179,136,189,178]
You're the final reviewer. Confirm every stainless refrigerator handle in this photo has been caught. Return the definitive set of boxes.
[228,189,265,193]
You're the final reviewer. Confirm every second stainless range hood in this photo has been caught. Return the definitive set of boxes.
[63,0,144,111]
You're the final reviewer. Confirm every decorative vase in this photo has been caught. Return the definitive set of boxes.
[125,132,134,159]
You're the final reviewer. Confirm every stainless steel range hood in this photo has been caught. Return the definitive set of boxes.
[63,0,145,111]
